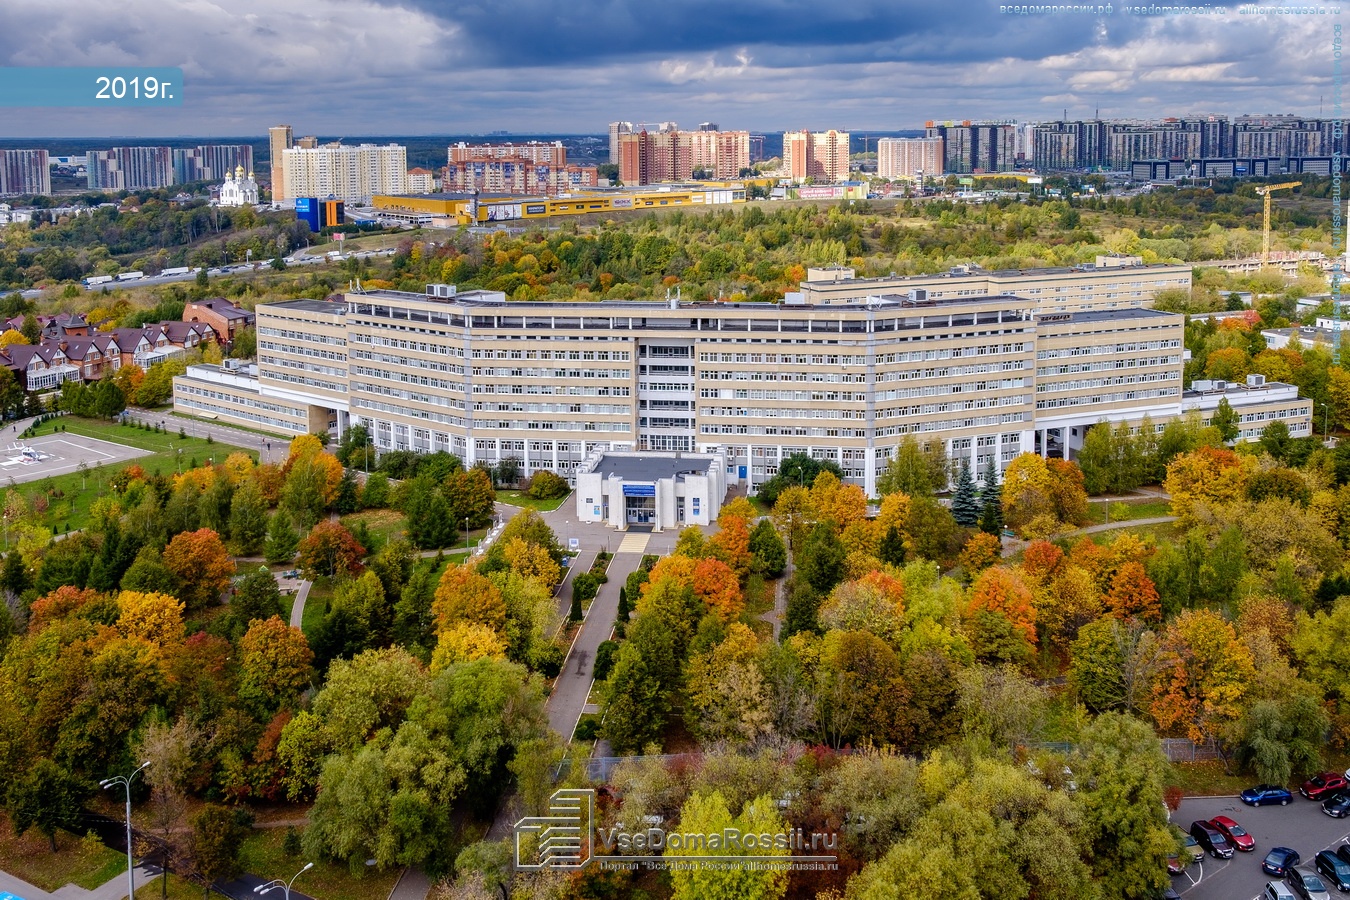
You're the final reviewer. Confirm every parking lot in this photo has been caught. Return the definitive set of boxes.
[1172,794,1350,899]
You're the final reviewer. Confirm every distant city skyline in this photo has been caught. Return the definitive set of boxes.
[0,0,1333,138]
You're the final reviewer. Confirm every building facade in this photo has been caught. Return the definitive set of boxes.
[609,122,633,164]
[175,266,1311,498]
[268,125,293,201]
[279,143,407,204]
[87,147,174,191]
[782,130,850,182]
[797,256,1192,314]
[217,166,259,207]
[923,122,1015,174]
[616,129,749,185]
[876,138,943,180]
[173,144,254,184]
[0,150,51,197]
[443,143,598,197]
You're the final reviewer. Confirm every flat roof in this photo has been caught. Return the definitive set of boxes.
[376,192,525,201]
[1037,308,1180,325]
[594,453,718,483]
[266,299,346,314]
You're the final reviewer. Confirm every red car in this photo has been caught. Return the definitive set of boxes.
[1209,815,1255,852]
[1301,772,1349,800]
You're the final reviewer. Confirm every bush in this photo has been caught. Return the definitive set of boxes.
[527,470,569,500]
[575,713,601,741]
[593,640,619,682]
[572,572,600,606]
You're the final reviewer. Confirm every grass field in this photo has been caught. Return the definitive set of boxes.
[339,508,408,551]
[0,814,127,892]
[14,417,254,535]
[497,489,569,512]
[1084,497,1173,526]
[237,828,400,900]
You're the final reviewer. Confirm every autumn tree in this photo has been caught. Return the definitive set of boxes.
[116,589,185,649]
[1164,445,1249,526]
[190,804,249,886]
[264,511,300,565]
[1106,561,1162,622]
[239,617,315,714]
[297,521,366,580]
[433,564,507,631]
[6,759,86,852]
[958,532,1001,576]
[1150,609,1255,742]
[228,478,270,556]
[447,466,496,529]
[1001,452,1054,532]
[667,791,788,900]
[162,528,236,611]
[965,567,1037,663]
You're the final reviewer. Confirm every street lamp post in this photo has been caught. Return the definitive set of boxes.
[100,760,150,900]
[464,517,470,550]
[253,862,313,900]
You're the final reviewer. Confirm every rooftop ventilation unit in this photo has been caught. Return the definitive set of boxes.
[425,283,457,298]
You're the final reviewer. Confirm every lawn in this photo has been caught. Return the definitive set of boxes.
[134,874,201,899]
[497,489,569,512]
[0,814,127,892]
[300,582,332,640]
[339,508,407,551]
[1083,497,1173,526]
[1170,760,1251,797]
[13,417,255,535]
[237,827,400,900]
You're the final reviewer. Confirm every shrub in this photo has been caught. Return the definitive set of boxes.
[575,714,601,741]
[526,470,569,501]
[593,640,619,682]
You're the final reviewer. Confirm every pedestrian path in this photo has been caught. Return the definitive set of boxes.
[616,532,649,554]
[0,864,159,900]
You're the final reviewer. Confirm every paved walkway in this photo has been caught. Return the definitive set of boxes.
[0,864,159,900]
[1000,515,1178,558]
[288,579,312,629]
[545,550,645,740]
[386,867,431,900]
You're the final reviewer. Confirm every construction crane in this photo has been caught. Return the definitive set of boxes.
[1255,181,1302,265]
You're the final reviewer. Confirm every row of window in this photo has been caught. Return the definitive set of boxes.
[260,356,347,380]
[1037,356,1181,375]
[875,394,1031,418]
[349,348,465,374]
[470,367,631,379]
[1037,339,1181,359]
[472,384,631,397]
[258,325,346,347]
[259,369,347,394]
[1036,387,1180,409]
[874,411,1031,436]
[470,349,631,361]
[259,341,346,362]
[700,389,869,402]
[472,402,632,416]
[1036,372,1178,393]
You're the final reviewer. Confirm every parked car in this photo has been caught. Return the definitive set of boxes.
[1314,850,1350,892]
[1324,792,1350,819]
[1302,773,1349,801]
[1244,784,1294,806]
[1289,865,1333,900]
[1167,853,1185,875]
[1183,832,1204,862]
[1266,848,1303,877]
[1211,815,1256,852]
[1339,845,1350,867]
[1267,883,1298,900]
[1190,820,1234,859]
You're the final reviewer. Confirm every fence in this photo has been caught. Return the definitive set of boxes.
[1161,737,1221,762]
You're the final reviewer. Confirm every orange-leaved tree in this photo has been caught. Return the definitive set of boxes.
[1149,608,1254,742]
[296,521,366,581]
[432,564,506,631]
[1106,561,1161,622]
[1164,446,1250,526]
[162,529,235,611]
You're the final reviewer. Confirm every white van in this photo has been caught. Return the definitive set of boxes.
[1265,880,1297,900]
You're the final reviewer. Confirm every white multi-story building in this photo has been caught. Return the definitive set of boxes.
[174,266,1312,502]
[0,150,51,196]
[280,143,407,204]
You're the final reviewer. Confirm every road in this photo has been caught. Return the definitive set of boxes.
[1171,794,1350,900]
[123,409,281,461]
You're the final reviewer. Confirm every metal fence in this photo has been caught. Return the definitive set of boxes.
[1161,737,1221,762]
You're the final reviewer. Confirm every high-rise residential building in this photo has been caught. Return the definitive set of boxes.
[406,168,436,194]
[698,122,719,132]
[444,142,597,196]
[87,147,174,191]
[280,143,407,204]
[608,122,633,165]
[0,150,51,196]
[296,136,319,149]
[924,122,1016,173]
[782,130,851,182]
[268,125,293,200]
[450,141,567,167]
[616,128,748,184]
[876,138,943,180]
[172,144,254,184]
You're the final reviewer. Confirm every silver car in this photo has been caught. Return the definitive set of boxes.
[1289,865,1332,900]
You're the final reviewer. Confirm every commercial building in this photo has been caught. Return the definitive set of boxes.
[782,130,850,182]
[279,143,407,204]
[576,452,726,530]
[371,183,745,225]
[796,256,1192,314]
[87,147,174,191]
[0,150,51,196]
[294,198,345,232]
[618,129,750,185]
[923,122,1015,174]
[174,262,1310,500]
[876,138,943,180]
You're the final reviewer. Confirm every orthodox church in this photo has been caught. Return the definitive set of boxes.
[218,165,259,207]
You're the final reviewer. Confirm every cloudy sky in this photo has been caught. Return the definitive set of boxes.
[0,0,1337,136]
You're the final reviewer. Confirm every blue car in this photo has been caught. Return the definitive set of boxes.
[1263,847,1302,877]
[1243,784,1294,807]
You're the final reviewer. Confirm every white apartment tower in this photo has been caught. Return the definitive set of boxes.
[280,143,408,204]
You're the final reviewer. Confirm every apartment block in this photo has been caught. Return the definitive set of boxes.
[280,143,407,204]
[268,125,293,201]
[617,129,749,185]
[444,142,598,196]
[88,147,173,191]
[0,150,51,196]
[923,122,1015,174]
[782,130,850,182]
[609,122,633,164]
[172,144,254,184]
[876,138,943,180]
[797,256,1192,314]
